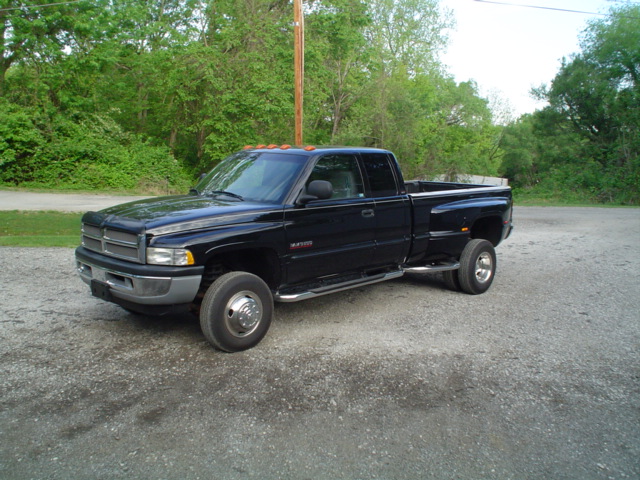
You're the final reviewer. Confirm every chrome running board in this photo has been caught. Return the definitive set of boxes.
[403,262,459,274]
[275,269,404,303]
[275,262,459,303]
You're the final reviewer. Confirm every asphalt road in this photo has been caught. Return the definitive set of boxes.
[1,205,639,479]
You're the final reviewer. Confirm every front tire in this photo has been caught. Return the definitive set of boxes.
[458,239,497,295]
[200,272,273,352]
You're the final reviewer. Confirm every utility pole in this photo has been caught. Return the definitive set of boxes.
[294,0,304,145]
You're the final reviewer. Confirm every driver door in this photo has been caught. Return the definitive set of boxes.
[283,153,375,286]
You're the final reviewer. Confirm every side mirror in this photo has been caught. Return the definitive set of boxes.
[297,180,333,205]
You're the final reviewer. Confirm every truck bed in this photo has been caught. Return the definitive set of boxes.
[405,180,492,193]
[403,180,512,265]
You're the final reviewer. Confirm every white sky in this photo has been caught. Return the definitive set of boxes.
[438,0,619,117]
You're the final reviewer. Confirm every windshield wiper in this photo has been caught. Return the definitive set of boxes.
[206,190,244,201]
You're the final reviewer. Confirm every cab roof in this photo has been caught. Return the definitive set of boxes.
[242,145,393,156]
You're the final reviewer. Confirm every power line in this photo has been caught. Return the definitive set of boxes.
[0,0,87,12]
[473,0,610,16]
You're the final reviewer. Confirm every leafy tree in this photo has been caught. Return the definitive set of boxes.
[304,0,371,143]
[1,0,507,195]
[1,0,86,96]
[0,98,190,192]
[366,0,452,75]
[435,80,501,180]
[188,0,294,168]
[516,4,640,203]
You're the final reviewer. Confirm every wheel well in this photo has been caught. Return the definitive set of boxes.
[203,248,281,290]
[471,216,503,246]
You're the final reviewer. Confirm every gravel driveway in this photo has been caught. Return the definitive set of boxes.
[1,206,638,479]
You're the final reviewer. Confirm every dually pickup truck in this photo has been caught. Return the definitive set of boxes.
[75,146,513,351]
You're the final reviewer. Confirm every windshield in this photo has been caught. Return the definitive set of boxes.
[195,151,308,204]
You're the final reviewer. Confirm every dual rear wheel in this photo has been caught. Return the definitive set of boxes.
[444,239,497,295]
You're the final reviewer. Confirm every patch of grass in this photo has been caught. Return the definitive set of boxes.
[0,211,81,247]
[513,196,609,207]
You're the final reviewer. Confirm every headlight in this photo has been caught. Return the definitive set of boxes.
[146,247,195,266]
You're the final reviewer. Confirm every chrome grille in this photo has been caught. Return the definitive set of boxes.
[83,224,101,237]
[82,223,144,263]
[83,236,102,251]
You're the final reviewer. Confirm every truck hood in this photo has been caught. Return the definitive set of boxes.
[84,195,282,235]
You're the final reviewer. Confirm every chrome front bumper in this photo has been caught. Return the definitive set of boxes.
[76,257,202,306]
[76,247,204,306]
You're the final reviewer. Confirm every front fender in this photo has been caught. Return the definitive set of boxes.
[148,221,287,266]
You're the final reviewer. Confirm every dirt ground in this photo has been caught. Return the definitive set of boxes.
[1,206,639,479]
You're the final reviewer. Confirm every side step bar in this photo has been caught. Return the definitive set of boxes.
[274,261,460,303]
[403,262,459,274]
[275,269,404,303]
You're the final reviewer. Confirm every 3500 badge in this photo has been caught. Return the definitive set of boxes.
[289,240,313,250]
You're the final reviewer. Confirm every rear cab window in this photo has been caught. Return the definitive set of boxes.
[359,152,399,197]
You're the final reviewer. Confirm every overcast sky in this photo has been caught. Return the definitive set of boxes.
[438,0,621,117]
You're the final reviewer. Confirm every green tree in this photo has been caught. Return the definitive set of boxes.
[0,0,89,96]
[434,80,501,180]
[304,0,371,143]
[1,0,507,194]
[366,0,452,75]
[520,4,640,203]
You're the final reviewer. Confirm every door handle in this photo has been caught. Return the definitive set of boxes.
[361,209,375,218]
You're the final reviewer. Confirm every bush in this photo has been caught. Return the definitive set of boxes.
[0,103,46,182]
[0,102,192,194]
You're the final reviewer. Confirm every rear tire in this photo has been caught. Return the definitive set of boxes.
[200,272,273,352]
[458,239,496,295]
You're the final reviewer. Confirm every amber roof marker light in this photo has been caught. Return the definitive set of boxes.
[241,144,310,151]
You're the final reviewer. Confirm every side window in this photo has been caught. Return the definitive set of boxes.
[307,154,365,199]
[360,153,398,197]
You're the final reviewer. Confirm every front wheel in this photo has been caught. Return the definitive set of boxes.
[458,239,497,295]
[200,272,273,352]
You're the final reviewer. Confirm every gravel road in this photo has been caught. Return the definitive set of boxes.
[1,207,639,479]
[0,190,152,212]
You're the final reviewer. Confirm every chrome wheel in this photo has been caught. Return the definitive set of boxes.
[475,252,493,284]
[225,290,263,337]
[458,239,497,295]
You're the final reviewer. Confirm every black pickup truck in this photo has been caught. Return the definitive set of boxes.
[75,146,513,351]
